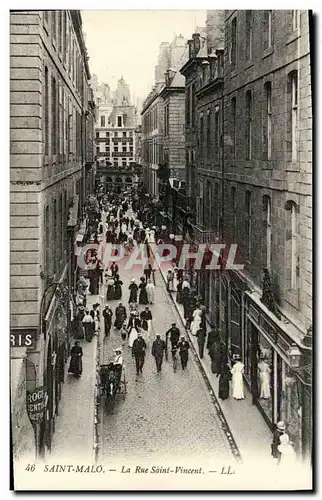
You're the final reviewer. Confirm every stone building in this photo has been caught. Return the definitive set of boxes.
[141,35,187,200]
[10,10,95,458]
[94,76,138,192]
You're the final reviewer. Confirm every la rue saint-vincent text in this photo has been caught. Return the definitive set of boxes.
[121,465,235,475]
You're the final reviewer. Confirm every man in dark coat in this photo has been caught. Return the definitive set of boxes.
[165,323,180,348]
[132,332,147,376]
[177,336,190,370]
[200,304,207,330]
[196,327,207,359]
[206,327,218,352]
[151,335,166,372]
[103,305,113,337]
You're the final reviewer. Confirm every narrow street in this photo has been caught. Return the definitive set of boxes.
[98,260,235,465]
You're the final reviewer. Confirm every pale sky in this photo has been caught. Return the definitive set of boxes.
[81,10,206,102]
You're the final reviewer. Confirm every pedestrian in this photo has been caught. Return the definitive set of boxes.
[218,363,231,400]
[138,277,149,305]
[114,273,123,300]
[83,310,94,342]
[196,327,206,359]
[206,326,217,352]
[200,304,207,330]
[105,271,115,301]
[209,331,227,375]
[120,321,127,346]
[114,302,127,330]
[277,433,296,468]
[68,341,83,377]
[132,332,147,376]
[177,335,190,370]
[151,334,166,372]
[110,261,119,278]
[146,278,155,305]
[140,306,152,343]
[103,304,113,337]
[258,354,271,399]
[127,310,141,348]
[176,278,183,304]
[166,269,174,292]
[128,278,138,304]
[191,306,202,336]
[230,356,245,400]
[165,323,180,349]
[92,302,100,333]
[271,421,286,462]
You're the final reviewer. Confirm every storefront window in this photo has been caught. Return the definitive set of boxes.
[230,287,241,359]
[244,318,253,383]
[214,274,220,330]
[257,335,273,421]
[278,359,302,454]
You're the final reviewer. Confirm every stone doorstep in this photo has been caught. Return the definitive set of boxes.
[150,247,272,462]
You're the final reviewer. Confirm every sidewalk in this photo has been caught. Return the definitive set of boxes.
[150,245,272,464]
[50,291,99,462]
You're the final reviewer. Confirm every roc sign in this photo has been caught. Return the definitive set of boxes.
[26,387,48,426]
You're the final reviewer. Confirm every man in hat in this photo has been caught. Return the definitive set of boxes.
[151,334,166,373]
[103,304,113,337]
[177,335,190,370]
[165,323,180,350]
[113,347,123,367]
[271,421,286,462]
[132,332,147,376]
[196,327,207,359]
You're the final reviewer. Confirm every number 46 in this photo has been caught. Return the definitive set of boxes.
[25,464,36,472]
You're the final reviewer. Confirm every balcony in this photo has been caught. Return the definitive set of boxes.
[176,191,195,215]
[189,224,220,245]
[112,152,133,158]
[112,137,133,144]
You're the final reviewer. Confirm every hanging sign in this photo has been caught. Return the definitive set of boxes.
[26,386,48,427]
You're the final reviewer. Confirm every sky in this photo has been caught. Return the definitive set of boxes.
[81,10,206,103]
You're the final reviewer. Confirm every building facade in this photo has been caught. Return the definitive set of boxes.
[94,77,137,192]
[10,9,95,459]
[221,10,312,459]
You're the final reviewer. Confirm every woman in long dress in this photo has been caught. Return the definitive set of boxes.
[127,311,141,348]
[138,278,149,305]
[191,308,202,336]
[114,302,127,330]
[231,357,245,400]
[114,274,123,300]
[258,358,271,399]
[128,278,138,304]
[218,363,231,400]
[146,279,155,305]
[176,278,183,304]
[106,273,115,301]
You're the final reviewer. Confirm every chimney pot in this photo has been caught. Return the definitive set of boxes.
[192,33,201,55]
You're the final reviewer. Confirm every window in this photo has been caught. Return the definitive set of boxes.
[58,11,62,53]
[96,146,100,155]
[291,203,298,289]
[264,10,273,49]
[214,106,220,162]
[292,10,300,30]
[231,187,237,240]
[266,82,272,159]
[53,199,57,272]
[100,115,105,127]
[122,161,127,167]
[114,132,118,137]
[96,131,99,139]
[246,90,252,160]
[45,205,50,275]
[63,11,67,61]
[123,131,127,138]
[231,97,236,159]
[44,66,49,154]
[106,132,109,138]
[245,191,252,260]
[231,17,237,66]
[51,76,57,154]
[191,84,196,126]
[122,146,126,152]
[129,131,133,137]
[214,183,220,235]
[186,86,191,125]
[246,11,253,60]
[291,72,298,161]
[199,115,204,158]
[117,116,122,127]
[114,162,118,168]
[130,147,133,152]
[263,196,272,272]
[207,110,211,159]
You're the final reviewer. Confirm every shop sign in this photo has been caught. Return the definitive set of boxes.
[26,386,48,427]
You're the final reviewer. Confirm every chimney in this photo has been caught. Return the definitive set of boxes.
[188,39,194,59]
[192,33,201,56]
[165,68,176,86]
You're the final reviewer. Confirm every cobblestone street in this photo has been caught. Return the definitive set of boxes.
[99,262,234,464]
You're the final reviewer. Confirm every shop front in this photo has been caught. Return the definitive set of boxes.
[244,291,307,456]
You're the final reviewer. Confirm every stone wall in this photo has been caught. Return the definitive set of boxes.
[223,10,312,329]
